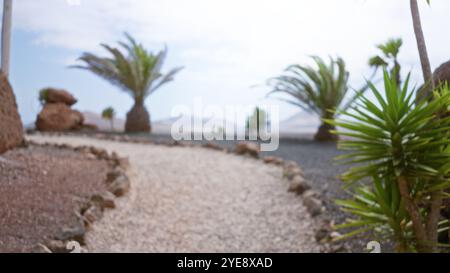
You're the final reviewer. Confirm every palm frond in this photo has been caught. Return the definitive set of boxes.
[267,56,365,119]
[72,33,183,103]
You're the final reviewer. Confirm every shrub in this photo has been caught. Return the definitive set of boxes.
[38,88,51,105]
[328,71,450,252]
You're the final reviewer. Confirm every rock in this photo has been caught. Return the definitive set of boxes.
[330,231,342,240]
[89,147,109,160]
[106,168,126,183]
[284,160,297,168]
[46,240,68,253]
[108,175,131,197]
[35,103,84,131]
[302,189,321,199]
[327,243,348,253]
[83,205,103,225]
[234,142,260,158]
[45,88,77,106]
[303,194,324,217]
[315,228,330,242]
[263,156,284,165]
[288,175,311,195]
[55,224,86,245]
[433,60,450,86]
[0,73,24,154]
[284,165,304,180]
[31,243,52,253]
[203,142,224,151]
[115,157,130,168]
[91,191,116,209]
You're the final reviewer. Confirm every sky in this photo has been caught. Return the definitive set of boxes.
[5,0,450,128]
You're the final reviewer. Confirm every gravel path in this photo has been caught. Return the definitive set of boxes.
[117,134,368,252]
[27,135,320,253]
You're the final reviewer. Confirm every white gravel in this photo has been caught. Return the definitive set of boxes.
[27,135,320,253]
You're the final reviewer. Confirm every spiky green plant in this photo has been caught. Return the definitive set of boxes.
[73,33,183,133]
[328,71,450,252]
[102,106,116,132]
[268,56,367,141]
[369,38,403,85]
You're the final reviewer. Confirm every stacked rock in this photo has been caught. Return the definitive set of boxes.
[35,88,85,132]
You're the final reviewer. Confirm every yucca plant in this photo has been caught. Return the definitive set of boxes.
[328,71,450,252]
[102,106,116,132]
[268,56,367,141]
[73,33,183,133]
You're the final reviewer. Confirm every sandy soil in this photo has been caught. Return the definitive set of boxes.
[0,144,109,253]
[27,135,320,253]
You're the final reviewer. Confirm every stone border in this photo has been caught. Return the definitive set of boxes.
[26,140,131,253]
[29,132,340,252]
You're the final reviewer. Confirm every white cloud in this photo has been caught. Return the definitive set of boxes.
[10,0,450,125]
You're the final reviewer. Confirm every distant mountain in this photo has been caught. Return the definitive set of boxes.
[82,111,125,132]
[82,112,237,135]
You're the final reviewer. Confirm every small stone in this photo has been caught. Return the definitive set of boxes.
[108,175,131,197]
[288,175,311,195]
[114,157,130,168]
[328,243,347,253]
[303,195,323,217]
[203,142,223,151]
[330,232,342,240]
[106,168,125,184]
[234,142,260,158]
[31,243,52,253]
[46,240,68,253]
[91,191,116,209]
[85,152,97,160]
[302,190,321,199]
[90,147,109,160]
[55,224,86,245]
[83,205,103,225]
[284,160,298,169]
[284,166,304,180]
[263,156,284,165]
[314,228,330,242]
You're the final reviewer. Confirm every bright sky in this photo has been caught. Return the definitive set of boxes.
[6,0,450,127]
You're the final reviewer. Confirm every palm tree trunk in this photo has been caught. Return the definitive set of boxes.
[125,101,151,133]
[410,0,434,100]
[314,122,338,142]
[1,0,12,78]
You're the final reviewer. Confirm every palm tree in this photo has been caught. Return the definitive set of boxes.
[73,33,183,133]
[369,38,403,86]
[1,0,12,77]
[268,56,366,141]
[246,107,269,139]
[410,0,434,100]
[102,106,116,132]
